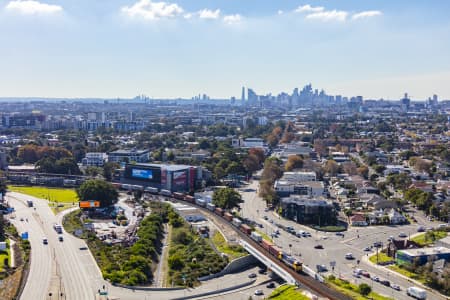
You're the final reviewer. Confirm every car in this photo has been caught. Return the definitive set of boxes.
[43,238,48,245]
[79,246,88,250]
[353,272,361,278]
[58,236,64,242]
[266,282,276,288]
[380,280,390,287]
[373,241,382,248]
[371,276,380,282]
[363,247,371,251]
[316,264,327,272]
[304,232,311,237]
[345,253,354,259]
[20,217,24,222]
[263,216,268,220]
[275,229,280,235]
[248,273,257,278]
[258,268,266,274]
[269,219,274,223]
[264,208,269,212]
[314,245,324,249]
[254,289,263,296]
[360,270,370,278]
[417,226,425,232]
[398,232,407,238]
[391,284,401,291]
[335,232,344,236]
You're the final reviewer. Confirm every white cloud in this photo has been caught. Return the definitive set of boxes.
[277,10,283,15]
[198,8,220,19]
[294,4,324,13]
[223,14,241,25]
[5,0,62,15]
[183,13,192,19]
[352,10,382,20]
[306,10,348,22]
[121,0,184,20]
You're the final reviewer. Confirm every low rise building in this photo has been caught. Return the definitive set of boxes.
[108,149,150,163]
[396,247,450,266]
[82,152,108,167]
[280,196,336,226]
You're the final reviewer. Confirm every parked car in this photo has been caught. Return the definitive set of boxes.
[335,232,344,236]
[43,238,48,245]
[248,273,257,278]
[314,245,324,249]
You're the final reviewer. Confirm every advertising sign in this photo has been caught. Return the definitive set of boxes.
[173,171,187,186]
[79,201,100,208]
[131,168,153,180]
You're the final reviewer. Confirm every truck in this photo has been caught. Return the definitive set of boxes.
[406,286,427,299]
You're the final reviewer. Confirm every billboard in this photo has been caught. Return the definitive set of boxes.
[132,168,153,180]
[173,171,187,186]
[124,164,161,182]
[79,201,100,208]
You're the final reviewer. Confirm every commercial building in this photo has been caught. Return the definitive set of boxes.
[82,152,108,167]
[396,247,450,266]
[280,196,336,226]
[120,163,204,193]
[108,149,150,163]
[274,180,324,197]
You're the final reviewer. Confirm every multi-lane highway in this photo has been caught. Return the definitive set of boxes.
[239,180,447,300]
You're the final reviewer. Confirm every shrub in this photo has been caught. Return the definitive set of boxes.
[359,283,372,296]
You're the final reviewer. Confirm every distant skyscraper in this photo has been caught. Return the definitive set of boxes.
[247,88,258,105]
[401,93,411,109]
[241,86,246,102]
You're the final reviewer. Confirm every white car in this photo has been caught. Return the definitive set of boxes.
[254,289,264,296]
[391,284,401,291]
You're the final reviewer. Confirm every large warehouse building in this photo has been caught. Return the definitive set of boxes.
[120,163,204,193]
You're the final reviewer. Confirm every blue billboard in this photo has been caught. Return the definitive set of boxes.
[132,168,153,180]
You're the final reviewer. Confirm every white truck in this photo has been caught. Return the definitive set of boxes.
[406,286,427,299]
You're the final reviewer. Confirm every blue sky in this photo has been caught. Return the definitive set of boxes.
[1,1,450,100]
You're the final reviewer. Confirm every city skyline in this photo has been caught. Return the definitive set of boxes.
[1,0,450,99]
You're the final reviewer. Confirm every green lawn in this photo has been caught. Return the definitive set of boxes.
[8,186,79,203]
[327,277,393,300]
[268,285,309,300]
[211,231,247,260]
[411,231,447,247]
[369,252,394,264]
[0,239,11,273]
[388,265,426,284]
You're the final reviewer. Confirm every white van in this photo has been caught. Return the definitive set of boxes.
[406,286,427,299]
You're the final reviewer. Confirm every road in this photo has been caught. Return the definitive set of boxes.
[6,192,102,300]
[239,180,447,300]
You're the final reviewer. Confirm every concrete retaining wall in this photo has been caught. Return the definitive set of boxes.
[171,279,256,300]
[111,282,184,291]
[198,255,258,281]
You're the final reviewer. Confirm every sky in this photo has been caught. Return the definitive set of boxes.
[1,0,450,100]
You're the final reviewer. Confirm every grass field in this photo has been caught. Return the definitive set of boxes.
[268,285,309,300]
[388,265,426,283]
[369,252,394,264]
[211,231,247,260]
[411,230,447,247]
[0,239,10,273]
[8,186,79,203]
[327,276,393,300]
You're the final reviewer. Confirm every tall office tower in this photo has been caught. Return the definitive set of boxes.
[247,88,258,105]
[241,86,246,102]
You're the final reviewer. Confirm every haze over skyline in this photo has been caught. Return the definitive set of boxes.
[1,0,450,99]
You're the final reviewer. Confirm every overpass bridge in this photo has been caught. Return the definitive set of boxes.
[239,239,298,285]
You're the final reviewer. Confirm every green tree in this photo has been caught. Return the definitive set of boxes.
[212,187,243,209]
[358,283,371,296]
[103,162,120,181]
[77,179,118,207]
